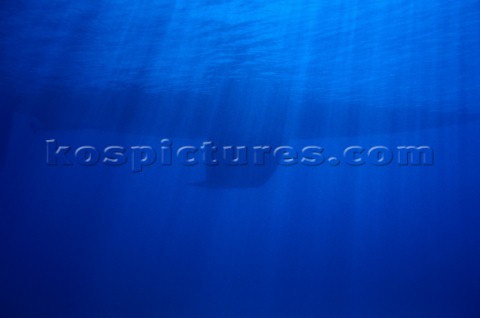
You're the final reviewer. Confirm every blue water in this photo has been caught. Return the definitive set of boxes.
[1,1,480,317]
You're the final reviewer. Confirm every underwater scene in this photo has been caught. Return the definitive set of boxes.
[1,1,480,317]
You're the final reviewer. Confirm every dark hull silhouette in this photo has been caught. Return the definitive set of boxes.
[1,86,479,187]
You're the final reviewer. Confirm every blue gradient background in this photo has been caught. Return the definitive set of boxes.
[1,1,480,317]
